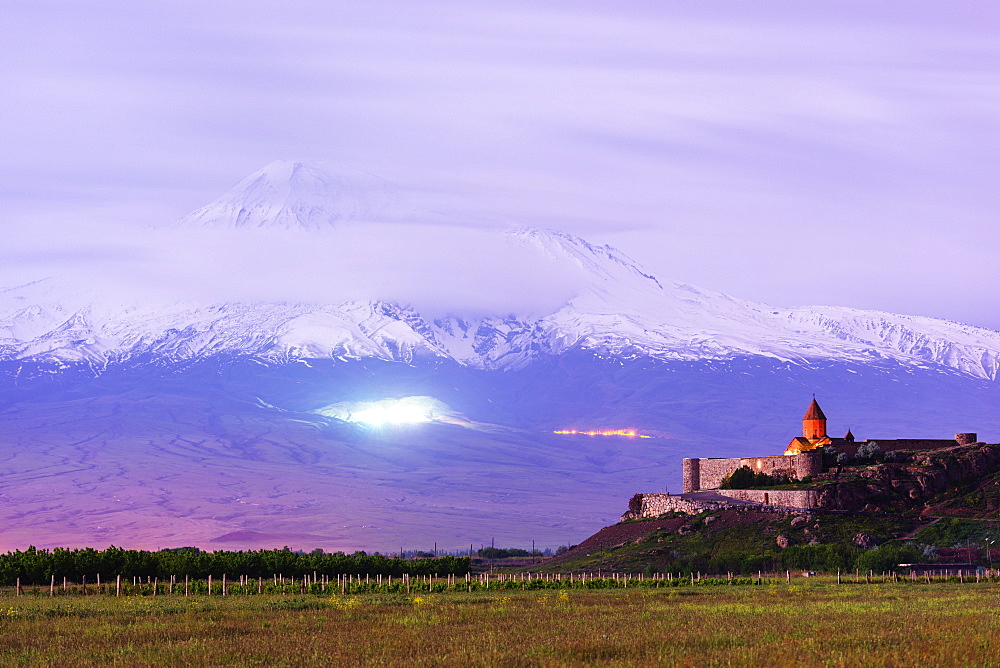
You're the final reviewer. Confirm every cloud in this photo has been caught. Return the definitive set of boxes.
[2,1,999,327]
[0,220,588,318]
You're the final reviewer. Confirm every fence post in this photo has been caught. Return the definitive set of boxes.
[117,575,121,597]
[50,574,55,597]
[16,578,21,597]
[208,575,212,596]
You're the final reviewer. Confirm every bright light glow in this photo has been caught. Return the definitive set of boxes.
[553,429,652,438]
[352,402,433,427]
[317,396,449,427]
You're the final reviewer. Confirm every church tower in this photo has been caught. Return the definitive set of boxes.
[802,398,828,443]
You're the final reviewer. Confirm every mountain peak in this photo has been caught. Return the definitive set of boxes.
[506,227,665,293]
[174,160,401,231]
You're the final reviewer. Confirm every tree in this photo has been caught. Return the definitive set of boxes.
[719,466,793,489]
[855,442,884,464]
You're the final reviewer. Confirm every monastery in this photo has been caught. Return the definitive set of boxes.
[623,398,979,518]
[682,397,977,494]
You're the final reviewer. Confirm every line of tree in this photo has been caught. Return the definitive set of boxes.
[475,547,543,559]
[0,546,470,586]
[642,542,925,576]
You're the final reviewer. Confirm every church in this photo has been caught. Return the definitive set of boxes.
[783,397,855,455]
[784,397,976,457]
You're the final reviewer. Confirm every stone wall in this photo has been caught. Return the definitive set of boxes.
[681,458,700,494]
[714,489,818,508]
[621,491,813,519]
[683,451,822,492]
[837,437,971,458]
[622,493,728,519]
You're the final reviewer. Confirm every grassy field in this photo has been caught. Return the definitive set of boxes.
[2,580,999,666]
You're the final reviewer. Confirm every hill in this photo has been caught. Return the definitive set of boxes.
[812,442,1000,514]
[543,442,1000,575]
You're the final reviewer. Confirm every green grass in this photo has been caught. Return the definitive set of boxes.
[2,581,1000,666]
[547,513,925,575]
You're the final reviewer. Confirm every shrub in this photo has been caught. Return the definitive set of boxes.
[855,442,884,464]
[719,466,793,489]
[855,543,922,572]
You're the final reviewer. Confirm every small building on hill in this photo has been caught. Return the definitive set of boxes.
[784,397,850,455]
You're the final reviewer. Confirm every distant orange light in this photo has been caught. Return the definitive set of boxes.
[553,429,652,438]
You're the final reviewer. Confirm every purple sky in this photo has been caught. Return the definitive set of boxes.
[3,1,1000,328]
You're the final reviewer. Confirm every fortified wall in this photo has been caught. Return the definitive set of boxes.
[623,492,729,518]
[682,451,822,493]
[621,490,818,520]
[712,488,818,507]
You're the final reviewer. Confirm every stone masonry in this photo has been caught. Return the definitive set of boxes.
[620,492,814,520]
[682,451,822,492]
[713,489,818,507]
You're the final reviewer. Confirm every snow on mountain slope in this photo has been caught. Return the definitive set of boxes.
[779,307,1000,380]
[457,228,1000,377]
[2,162,999,380]
[0,295,452,367]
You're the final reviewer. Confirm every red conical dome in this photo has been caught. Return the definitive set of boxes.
[803,398,826,421]
[802,398,828,442]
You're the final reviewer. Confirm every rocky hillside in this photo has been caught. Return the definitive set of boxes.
[814,442,1000,514]
[533,442,1000,575]
[539,507,926,574]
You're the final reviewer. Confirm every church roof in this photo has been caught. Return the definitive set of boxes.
[845,428,855,441]
[803,398,826,420]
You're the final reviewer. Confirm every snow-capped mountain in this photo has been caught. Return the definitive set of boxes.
[1,161,999,381]
[3,161,999,554]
